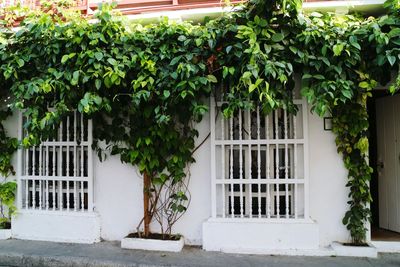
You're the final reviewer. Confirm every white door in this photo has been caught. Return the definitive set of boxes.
[376,94,400,232]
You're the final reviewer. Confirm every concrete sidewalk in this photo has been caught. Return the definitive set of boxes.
[0,240,399,267]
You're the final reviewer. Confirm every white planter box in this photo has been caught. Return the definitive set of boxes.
[372,241,400,253]
[332,242,377,258]
[121,236,184,252]
[0,229,11,240]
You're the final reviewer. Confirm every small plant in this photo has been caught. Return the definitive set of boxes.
[0,181,16,229]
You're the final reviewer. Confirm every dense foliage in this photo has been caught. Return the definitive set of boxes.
[0,0,400,243]
[1,1,215,237]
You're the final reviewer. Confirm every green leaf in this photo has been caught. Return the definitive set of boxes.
[207,75,218,83]
[145,137,151,145]
[180,91,187,99]
[289,46,298,54]
[321,57,330,66]
[359,81,369,89]
[223,66,229,79]
[107,58,118,66]
[95,52,103,61]
[199,77,208,85]
[170,56,181,66]
[95,79,102,90]
[271,33,284,42]
[208,39,215,49]
[61,55,69,64]
[71,70,80,85]
[342,90,352,99]
[333,44,344,56]
[40,119,46,129]
[349,36,361,50]
[163,90,170,98]
[16,59,24,67]
[73,71,80,80]
[111,73,119,83]
[242,71,252,80]
[195,38,202,46]
[94,95,102,105]
[249,84,257,93]
[42,83,51,93]
[321,45,327,56]
[350,41,361,50]
[387,55,396,66]
[313,74,324,80]
[104,76,112,88]
[264,44,271,54]
[388,28,400,37]
[171,72,178,80]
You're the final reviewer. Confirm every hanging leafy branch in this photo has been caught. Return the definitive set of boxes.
[205,0,302,116]
[0,96,18,229]
[0,0,400,243]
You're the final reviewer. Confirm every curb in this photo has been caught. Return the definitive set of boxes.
[0,252,177,267]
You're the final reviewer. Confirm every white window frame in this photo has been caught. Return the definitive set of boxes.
[16,111,94,213]
[210,98,310,222]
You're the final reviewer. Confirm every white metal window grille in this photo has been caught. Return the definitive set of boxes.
[210,99,309,221]
[17,112,93,212]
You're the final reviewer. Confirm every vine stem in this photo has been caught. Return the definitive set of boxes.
[143,172,151,237]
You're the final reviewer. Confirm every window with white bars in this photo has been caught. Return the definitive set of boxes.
[17,111,93,212]
[211,99,309,220]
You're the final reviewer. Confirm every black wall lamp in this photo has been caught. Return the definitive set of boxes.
[324,117,333,131]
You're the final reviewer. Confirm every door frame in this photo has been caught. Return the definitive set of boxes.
[368,90,400,248]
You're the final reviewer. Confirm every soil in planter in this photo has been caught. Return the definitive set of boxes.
[342,243,369,247]
[127,232,181,241]
[0,222,11,230]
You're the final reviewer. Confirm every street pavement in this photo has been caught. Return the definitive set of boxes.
[0,239,399,267]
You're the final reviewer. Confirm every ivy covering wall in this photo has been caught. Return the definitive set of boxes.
[0,0,400,243]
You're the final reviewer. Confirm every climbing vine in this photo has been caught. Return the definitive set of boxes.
[0,0,400,243]
[0,107,17,229]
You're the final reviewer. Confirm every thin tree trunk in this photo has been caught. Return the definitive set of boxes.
[143,172,151,237]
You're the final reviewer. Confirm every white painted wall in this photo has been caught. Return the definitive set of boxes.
[94,153,143,241]
[6,100,351,249]
[12,211,100,243]
[203,220,320,252]
[307,111,350,247]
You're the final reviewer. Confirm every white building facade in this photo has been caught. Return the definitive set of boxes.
[1,93,352,253]
[1,0,395,257]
